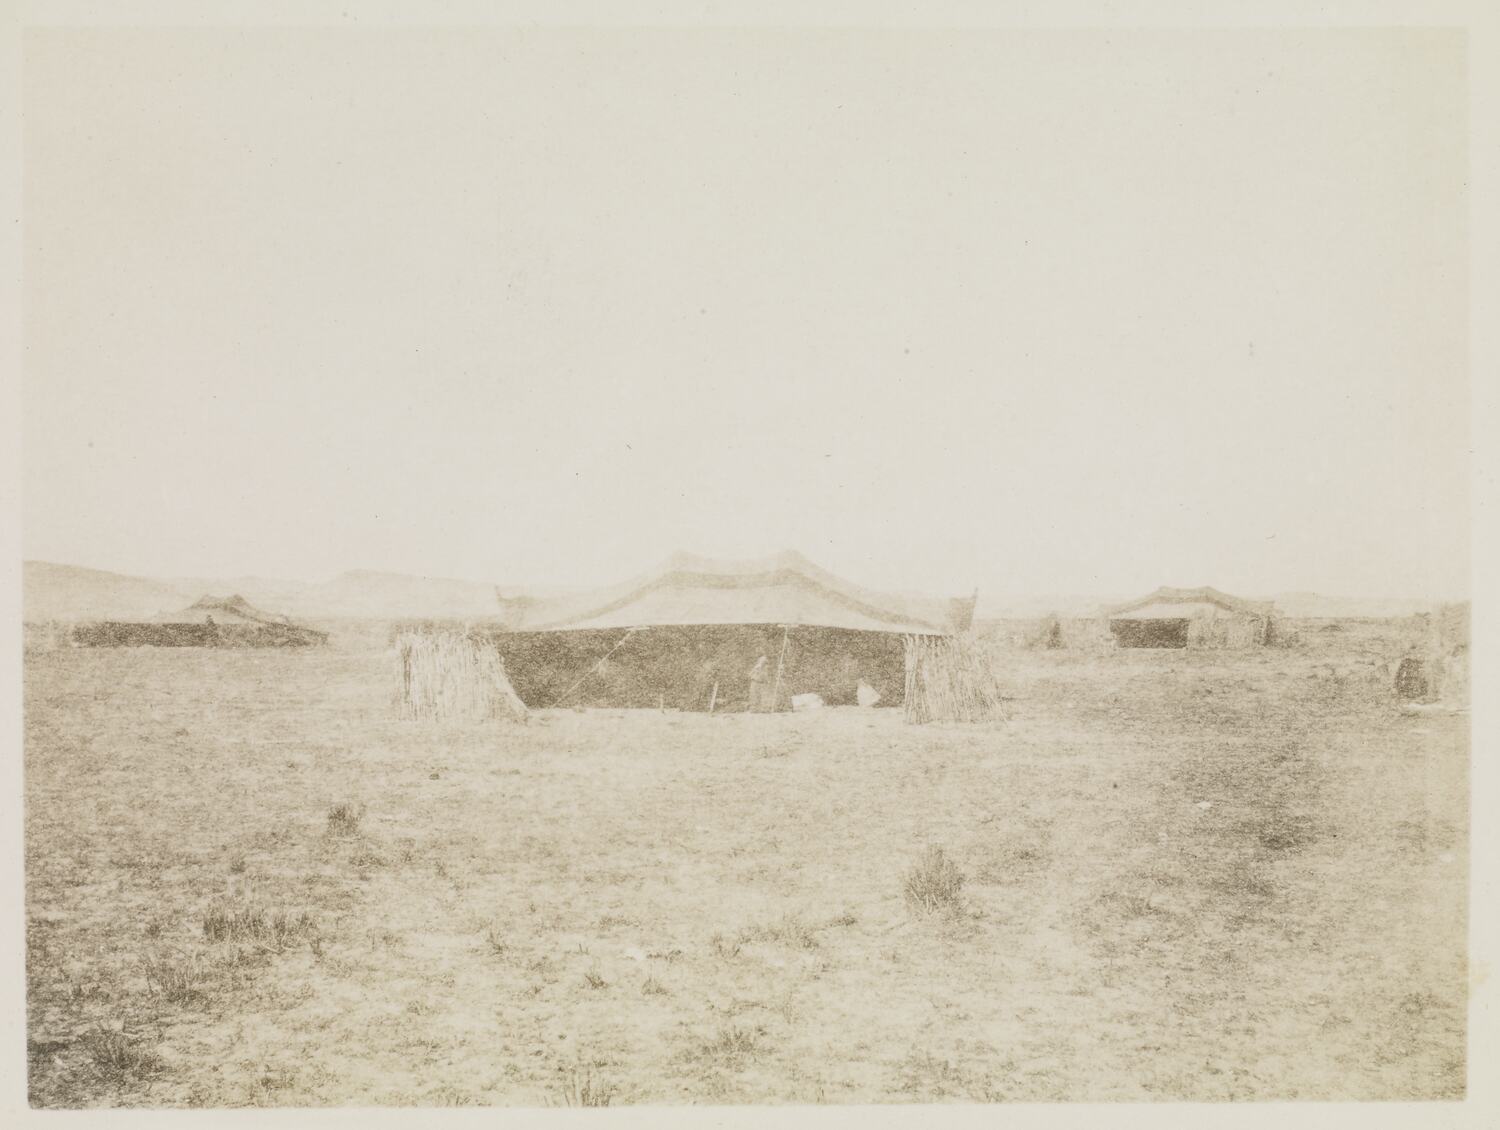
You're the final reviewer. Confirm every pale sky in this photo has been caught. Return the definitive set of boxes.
[22,26,1469,599]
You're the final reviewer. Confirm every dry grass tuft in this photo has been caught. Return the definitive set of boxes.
[396,631,528,723]
[141,952,208,1005]
[81,1027,164,1083]
[709,932,743,959]
[736,914,820,950]
[201,901,317,951]
[481,921,508,956]
[326,802,364,836]
[555,1066,615,1106]
[701,1023,764,1065]
[904,846,966,916]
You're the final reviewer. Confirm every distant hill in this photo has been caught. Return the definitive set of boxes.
[24,562,198,622]
[23,561,507,622]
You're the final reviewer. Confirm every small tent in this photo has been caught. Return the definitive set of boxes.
[1103,587,1274,649]
[73,595,328,648]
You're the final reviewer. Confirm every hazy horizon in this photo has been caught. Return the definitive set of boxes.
[22,553,1465,605]
[23,28,1470,604]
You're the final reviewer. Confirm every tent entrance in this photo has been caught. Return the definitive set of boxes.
[1109,618,1190,649]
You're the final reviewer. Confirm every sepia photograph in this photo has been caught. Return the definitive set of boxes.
[4,0,1495,1122]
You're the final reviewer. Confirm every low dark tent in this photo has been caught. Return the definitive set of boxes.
[73,595,328,648]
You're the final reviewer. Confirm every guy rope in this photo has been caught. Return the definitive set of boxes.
[548,627,644,708]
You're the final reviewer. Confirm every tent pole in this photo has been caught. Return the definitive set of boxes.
[770,625,790,711]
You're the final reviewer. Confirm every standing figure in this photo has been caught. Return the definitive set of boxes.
[747,654,770,712]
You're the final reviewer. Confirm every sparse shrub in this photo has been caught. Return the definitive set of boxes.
[227,854,247,875]
[81,1027,163,1083]
[709,932,742,958]
[702,1023,763,1064]
[899,1049,968,1098]
[555,1066,614,1107]
[777,917,820,950]
[68,980,108,1003]
[326,802,364,836]
[582,969,608,990]
[142,952,207,1004]
[736,915,820,950]
[642,974,667,996]
[903,846,966,916]
[202,902,261,943]
[201,900,317,951]
[348,844,386,871]
[482,922,507,956]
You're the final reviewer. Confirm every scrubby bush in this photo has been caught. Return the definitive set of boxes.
[555,1067,615,1107]
[904,846,965,915]
[201,901,317,951]
[141,952,207,1005]
[81,1027,163,1083]
[326,802,364,836]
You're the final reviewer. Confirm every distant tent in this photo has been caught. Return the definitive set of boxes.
[73,594,327,648]
[489,551,977,710]
[150,594,295,627]
[1103,587,1274,649]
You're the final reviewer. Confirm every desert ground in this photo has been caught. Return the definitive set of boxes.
[24,623,1467,1106]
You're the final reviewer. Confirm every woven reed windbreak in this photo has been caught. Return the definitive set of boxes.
[396,631,528,723]
[903,634,1009,724]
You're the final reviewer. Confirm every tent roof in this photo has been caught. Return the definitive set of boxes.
[499,550,976,635]
[151,594,296,626]
[1104,586,1274,620]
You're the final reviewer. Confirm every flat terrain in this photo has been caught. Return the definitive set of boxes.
[24,628,1467,1105]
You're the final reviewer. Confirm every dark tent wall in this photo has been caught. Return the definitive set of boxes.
[72,622,328,648]
[488,624,908,711]
[1108,618,1190,649]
